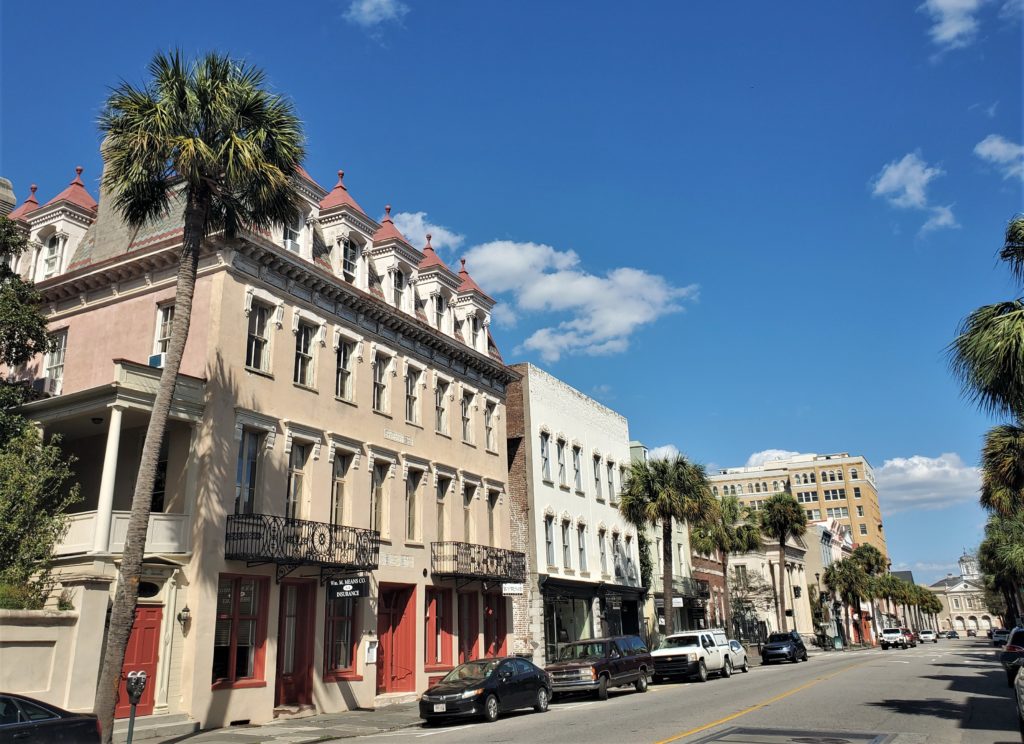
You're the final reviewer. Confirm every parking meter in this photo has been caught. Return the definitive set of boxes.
[124,671,148,744]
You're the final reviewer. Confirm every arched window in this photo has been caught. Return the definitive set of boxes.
[829,470,836,482]
[836,469,843,481]
[737,484,744,495]
[850,468,858,480]
[754,483,761,493]
[772,480,778,492]
[810,472,817,483]
[762,482,768,492]
[712,486,718,495]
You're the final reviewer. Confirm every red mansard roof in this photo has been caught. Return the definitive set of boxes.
[8,184,39,222]
[457,258,492,300]
[372,205,409,244]
[43,167,97,213]
[319,169,367,215]
[418,233,451,271]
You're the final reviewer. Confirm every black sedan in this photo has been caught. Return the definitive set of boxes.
[419,657,551,723]
[0,693,100,743]
[760,631,808,664]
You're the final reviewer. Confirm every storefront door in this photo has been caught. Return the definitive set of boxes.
[376,585,415,694]
[483,594,507,657]
[275,581,314,707]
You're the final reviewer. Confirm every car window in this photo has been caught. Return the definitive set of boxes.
[1010,630,1024,646]
[610,642,623,658]
[0,697,20,727]
[730,641,741,652]
[661,634,701,648]
[15,699,56,722]
[766,633,792,643]
[558,641,607,660]
[513,659,534,675]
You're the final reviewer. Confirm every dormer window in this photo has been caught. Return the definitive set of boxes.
[393,270,406,311]
[342,239,359,282]
[283,216,303,253]
[435,295,447,331]
[470,316,480,349]
[43,235,62,278]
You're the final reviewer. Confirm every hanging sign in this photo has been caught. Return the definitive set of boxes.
[328,575,370,599]
[502,583,524,596]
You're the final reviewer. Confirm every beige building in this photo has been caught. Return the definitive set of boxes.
[1,162,523,728]
[927,553,1003,633]
[707,452,889,560]
[728,534,815,640]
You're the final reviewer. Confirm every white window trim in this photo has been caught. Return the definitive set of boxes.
[292,307,328,347]
[327,432,363,468]
[282,420,323,460]
[234,408,278,449]
[153,302,174,356]
[243,286,285,329]
[332,325,364,359]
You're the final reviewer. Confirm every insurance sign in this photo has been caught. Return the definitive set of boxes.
[328,575,370,599]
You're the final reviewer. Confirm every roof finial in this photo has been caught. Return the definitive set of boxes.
[72,166,84,184]
[425,233,433,248]
[460,258,467,271]
[30,184,37,196]
[384,204,392,220]
[336,169,345,185]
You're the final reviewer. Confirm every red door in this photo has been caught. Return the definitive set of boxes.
[115,606,162,718]
[376,585,415,694]
[483,594,507,657]
[275,581,314,706]
[458,593,479,662]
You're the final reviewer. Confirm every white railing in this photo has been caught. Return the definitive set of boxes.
[55,511,190,555]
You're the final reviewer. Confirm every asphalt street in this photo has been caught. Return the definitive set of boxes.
[346,638,1019,744]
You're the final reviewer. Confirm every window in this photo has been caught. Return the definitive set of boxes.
[285,444,307,519]
[342,239,359,281]
[678,543,686,576]
[461,392,473,443]
[578,525,588,571]
[826,506,849,519]
[599,530,608,574]
[856,505,864,517]
[810,472,817,483]
[561,520,572,568]
[212,576,267,685]
[43,234,61,278]
[736,565,749,590]
[607,462,615,501]
[463,485,475,541]
[331,453,350,525]
[713,486,718,496]
[44,330,67,394]
[540,432,551,481]
[406,470,421,541]
[755,482,761,493]
[797,492,816,503]
[325,596,357,678]
[953,597,961,609]
[425,588,452,667]
[372,353,390,412]
[593,456,603,498]
[434,295,447,331]
[293,322,316,387]
[823,489,846,501]
[370,462,388,533]
[235,429,262,514]
[836,469,844,481]
[487,490,499,546]
[435,380,449,434]
[393,270,406,310]
[283,215,302,251]
[772,480,779,491]
[154,305,174,354]
[737,484,744,495]
[806,508,821,521]
[335,340,355,400]
[484,402,496,450]
[854,487,862,499]
[470,315,480,348]
[436,476,450,541]
[612,535,623,578]
[557,440,567,486]
[246,304,271,372]
[850,468,859,480]
[859,524,868,536]
[572,446,582,491]
[406,368,420,424]
[545,516,555,566]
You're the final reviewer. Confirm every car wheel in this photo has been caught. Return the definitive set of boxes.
[483,694,500,723]
[534,687,550,713]
[801,650,808,662]
[741,658,750,673]
[634,672,648,693]
[652,674,664,684]
[1009,669,1018,688]
[596,675,609,700]
[721,659,732,678]
[696,660,708,682]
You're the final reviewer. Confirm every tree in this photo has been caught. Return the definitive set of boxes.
[93,51,304,741]
[850,543,887,640]
[0,216,52,370]
[758,492,807,632]
[979,424,1024,517]
[690,493,761,631]
[824,558,867,645]
[979,511,1024,625]
[619,454,717,636]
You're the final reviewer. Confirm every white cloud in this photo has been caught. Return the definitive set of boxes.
[872,153,944,209]
[344,0,409,27]
[875,452,981,515]
[648,444,680,461]
[490,303,518,329]
[974,134,1024,179]
[464,240,696,362]
[918,0,986,49]
[986,101,999,118]
[745,449,806,467]
[920,205,960,233]
[391,211,465,251]
[1000,0,1024,20]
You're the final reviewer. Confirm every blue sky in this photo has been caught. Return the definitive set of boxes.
[2,1,1021,584]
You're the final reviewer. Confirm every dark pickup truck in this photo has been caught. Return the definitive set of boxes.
[544,635,652,700]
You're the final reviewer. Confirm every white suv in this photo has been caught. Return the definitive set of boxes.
[920,629,937,643]
[880,627,908,650]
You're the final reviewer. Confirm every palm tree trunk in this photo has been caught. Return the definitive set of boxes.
[662,521,674,636]
[721,551,731,633]
[94,195,208,742]
[843,602,851,646]
[777,543,787,631]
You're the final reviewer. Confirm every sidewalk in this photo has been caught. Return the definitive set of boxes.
[151,703,421,744]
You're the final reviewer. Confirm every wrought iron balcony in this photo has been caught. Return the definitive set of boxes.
[670,575,712,598]
[225,513,380,580]
[431,541,526,583]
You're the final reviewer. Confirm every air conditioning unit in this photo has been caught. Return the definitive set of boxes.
[32,376,60,396]
[148,353,166,369]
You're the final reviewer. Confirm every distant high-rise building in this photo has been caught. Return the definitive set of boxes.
[707,452,889,560]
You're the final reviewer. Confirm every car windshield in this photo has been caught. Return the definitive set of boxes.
[441,659,502,682]
[558,642,607,660]
[661,634,701,648]
[766,634,792,643]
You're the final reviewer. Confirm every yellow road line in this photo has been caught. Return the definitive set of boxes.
[651,659,875,744]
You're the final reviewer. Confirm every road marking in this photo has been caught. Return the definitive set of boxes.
[415,724,472,737]
[885,660,910,664]
[651,659,875,744]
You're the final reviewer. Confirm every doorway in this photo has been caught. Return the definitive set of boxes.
[115,606,162,719]
[376,585,415,694]
[275,581,314,707]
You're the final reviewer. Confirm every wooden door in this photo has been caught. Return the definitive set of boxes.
[458,593,479,662]
[376,586,415,694]
[484,594,507,657]
[115,606,162,718]
[275,581,314,706]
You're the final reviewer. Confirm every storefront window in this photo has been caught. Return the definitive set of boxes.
[325,596,357,678]
[212,576,267,687]
[543,595,595,663]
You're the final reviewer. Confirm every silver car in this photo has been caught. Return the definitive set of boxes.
[726,639,750,673]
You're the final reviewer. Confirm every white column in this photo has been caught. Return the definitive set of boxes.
[92,404,125,553]
[182,424,200,552]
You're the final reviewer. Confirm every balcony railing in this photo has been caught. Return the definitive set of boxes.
[670,575,712,598]
[431,541,526,583]
[225,514,380,575]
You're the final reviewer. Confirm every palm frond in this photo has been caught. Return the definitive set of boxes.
[998,215,1024,287]
[948,300,1024,420]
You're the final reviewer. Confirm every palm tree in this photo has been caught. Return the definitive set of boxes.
[980,424,1024,517]
[619,454,718,636]
[93,51,304,741]
[758,492,808,632]
[690,493,761,633]
[850,544,886,641]
[824,558,867,645]
[980,511,1024,624]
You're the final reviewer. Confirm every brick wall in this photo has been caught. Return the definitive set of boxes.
[505,374,534,655]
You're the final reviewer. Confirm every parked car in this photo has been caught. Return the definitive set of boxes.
[999,627,1024,687]
[545,635,651,700]
[419,657,551,724]
[902,628,918,648]
[919,629,937,643]
[760,630,808,664]
[1013,658,1024,739]
[967,628,978,637]
[0,693,100,743]
[650,629,733,682]
[726,639,751,674]
[880,627,909,650]
[948,630,960,639]
[993,628,1011,646]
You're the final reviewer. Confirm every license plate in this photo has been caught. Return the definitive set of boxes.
[433,704,446,712]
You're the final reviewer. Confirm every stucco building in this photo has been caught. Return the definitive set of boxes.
[728,534,815,641]
[1,162,524,728]
[928,553,1003,633]
[506,364,643,663]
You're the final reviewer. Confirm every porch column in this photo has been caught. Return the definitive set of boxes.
[92,403,125,553]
